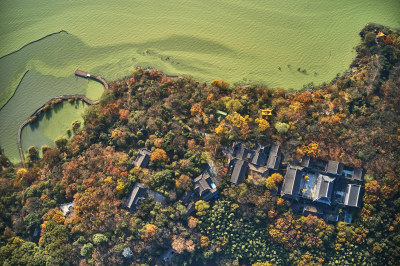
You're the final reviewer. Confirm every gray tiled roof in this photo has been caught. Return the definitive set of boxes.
[230,159,249,185]
[186,203,195,216]
[344,184,362,207]
[326,160,343,175]
[125,183,148,211]
[251,147,267,166]
[194,170,217,201]
[313,175,335,205]
[266,144,281,170]
[281,165,303,199]
[133,149,152,168]
[352,168,364,181]
[301,156,311,167]
[148,190,166,204]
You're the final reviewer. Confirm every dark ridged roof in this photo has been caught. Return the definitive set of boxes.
[326,160,343,175]
[266,144,281,170]
[313,175,335,205]
[125,183,166,212]
[281,165,303,199]
[194,170,217,201]
[125,183,148,211]
[230,160,249,185]
[133,149,151,168]
[344,184,362,207]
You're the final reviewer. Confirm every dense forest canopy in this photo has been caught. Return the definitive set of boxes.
[0,23,400,265]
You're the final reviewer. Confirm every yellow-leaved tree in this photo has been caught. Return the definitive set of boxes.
[195,200,210,216]
[215,112,251,139]
[266,173,283,190]
[255,117,270,132]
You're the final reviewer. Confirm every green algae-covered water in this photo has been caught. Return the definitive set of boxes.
[0,0,399,163]
[0,70,102,163]
[21,100,88,158]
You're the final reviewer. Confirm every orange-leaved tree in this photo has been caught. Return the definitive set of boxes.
[141,224,158,241]
[150,148,169,163]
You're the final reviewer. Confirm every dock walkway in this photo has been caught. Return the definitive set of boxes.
[75,70,109,90]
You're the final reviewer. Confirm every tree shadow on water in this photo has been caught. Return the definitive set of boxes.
[73,100,84,109]
[29,115,42,131]
[52,101,65,114]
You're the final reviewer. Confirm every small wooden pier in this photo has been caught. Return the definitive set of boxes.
[75,70,91,78]
[75,69,109,90]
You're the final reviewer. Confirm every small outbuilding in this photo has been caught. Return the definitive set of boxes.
[133,149,152,168]
[125,183,166,212]
[194,169,218,201]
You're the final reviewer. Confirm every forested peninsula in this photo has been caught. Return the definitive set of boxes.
[0,24,399,265]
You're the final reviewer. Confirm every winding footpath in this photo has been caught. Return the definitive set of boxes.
[17,71,108,167]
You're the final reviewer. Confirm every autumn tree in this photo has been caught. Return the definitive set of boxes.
[274,122,289,135]
[266,173,283,190]
[195,200,210,216]
[224,98,243,113]
[175,174,192,191]
[171,235,195,254]
[200,236,210,248]
[187,139,196,150]
[39,220,71,265]
[215,112,251,139]
[93,233,109,246]
[141,224,158,241]
[154,138,163,148]
[42,208,65,225]
[118,109,130,120]
[255,118,270,132]
[190,103,203,116]
[211,79,230,90]
[252,261,272,266]
[188,216,198,229]
[71,120,81,132]
[41,145,51,155]
[55,136,68,152]
[150,148,169,163]
[297,142,319,158]
[27,146,39,162]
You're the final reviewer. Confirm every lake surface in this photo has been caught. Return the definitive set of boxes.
[21,100,88,158]
[0,70,102,163]
[0,0,399,163]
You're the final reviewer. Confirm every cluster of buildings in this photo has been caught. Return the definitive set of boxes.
[281,156,364,223]
[127,143,364,224]
[228,142,282,184]
[228,142,364,223]
[125,149,166,211]
[125,148,219,216]
[54,142,364,263]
